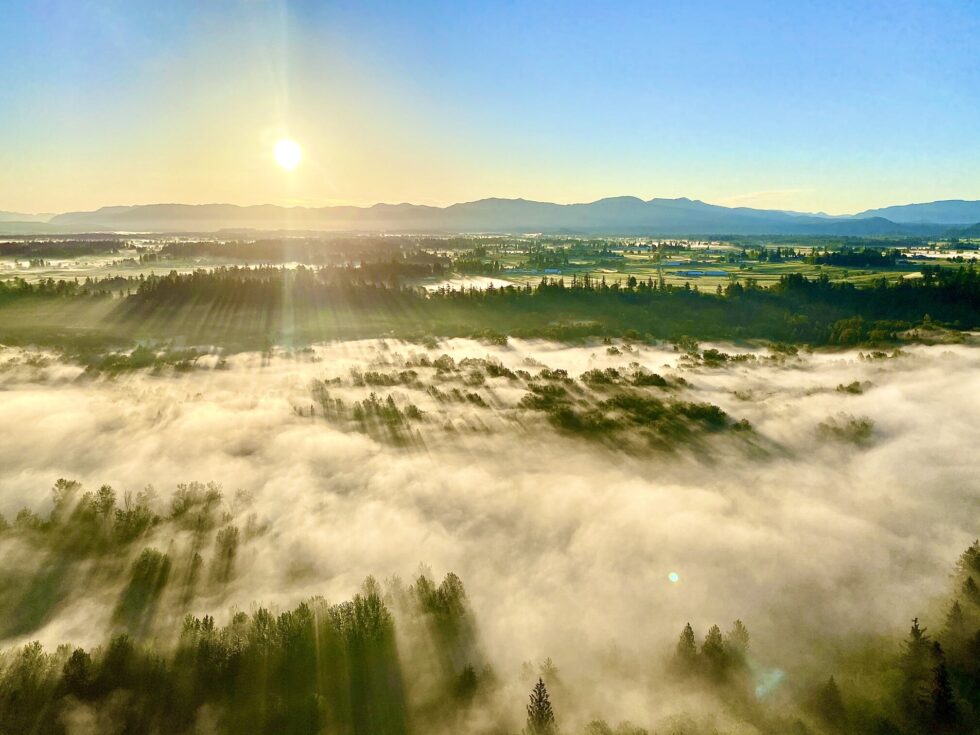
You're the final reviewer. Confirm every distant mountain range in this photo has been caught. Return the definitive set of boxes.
[854,200,980,225]
[1,197,980,236]
[0,211,53,224]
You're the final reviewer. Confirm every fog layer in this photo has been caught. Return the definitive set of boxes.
[0,339,977,724]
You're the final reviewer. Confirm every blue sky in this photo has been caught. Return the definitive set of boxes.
[2,0,979,213]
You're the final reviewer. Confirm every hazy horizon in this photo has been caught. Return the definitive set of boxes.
[7,192,980,221]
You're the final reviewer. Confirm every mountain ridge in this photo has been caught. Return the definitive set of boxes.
[855,199,980,225]
[0,197,974,236]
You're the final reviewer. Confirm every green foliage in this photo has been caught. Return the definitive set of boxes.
[583,721,648,735]
[3,262,980,351]
[817,414,875,446]
[84,344,206,375]
[0,479,258,641]
[0,541,979,734]
[0,585,415,735]
[813,676,847,730]
[521,384,749,450]
[672,620,751,683]
[113,548,171,636]
[808,247,902,268]
[526,678,558,735]
[629,370,669,387]
[674,622,698,674]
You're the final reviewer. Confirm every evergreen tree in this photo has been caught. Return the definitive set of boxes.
[526,677,558,735]
[900,618,934,714]
[957,540,980,576]
[455,664,478,703]
[725,619,750,664]
[815,676,847,730]
[962,631,980,687]
[902,618,932,673]
[60,648,93,698]
[963,576,980,606]
[701,624,728,679]
[675,623,698,672]
[930,660,958,729]
[943,600,967,650]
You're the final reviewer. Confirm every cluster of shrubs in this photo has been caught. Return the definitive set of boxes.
[580,367,676,388]
[426,386,489,407]
[82,345,207,375]
[350,369,422,388]
[519,383,750,450]
[817,414,875,446]
[311,384,424,444]
[0,480,256,640]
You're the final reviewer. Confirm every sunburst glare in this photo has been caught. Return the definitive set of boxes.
[273,138,302,171]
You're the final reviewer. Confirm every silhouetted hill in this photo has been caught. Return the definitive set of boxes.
[0,211,52,223]
[855,199,980,225]
[45,197,951,235]
[953,222,980,238]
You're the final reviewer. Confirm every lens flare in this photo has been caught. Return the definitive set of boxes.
[668,571,680,583]
[755,668,786,698]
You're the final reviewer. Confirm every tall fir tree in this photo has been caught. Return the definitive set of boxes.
[902,618,932,675]
[943,600,967,650]
[814,676,847,730]
[930,659,958,729]
[675,623,698,672]
[725,619,750,662]
[701,624,728,679]
[526,677,558,735]
[963,576,980,606]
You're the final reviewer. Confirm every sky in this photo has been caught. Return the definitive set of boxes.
[1,0,979,215]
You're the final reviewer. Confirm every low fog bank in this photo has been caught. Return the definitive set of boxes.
[0,338,977,724]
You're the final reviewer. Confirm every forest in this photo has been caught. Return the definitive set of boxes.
[0,474,977,735]
[0,263,977,357]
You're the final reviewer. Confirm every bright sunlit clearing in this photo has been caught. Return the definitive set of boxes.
[273,138,303,171]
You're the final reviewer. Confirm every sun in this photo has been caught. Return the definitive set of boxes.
[273,138,302,171]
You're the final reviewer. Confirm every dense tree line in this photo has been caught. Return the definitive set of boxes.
[121,263,980,342]
[746,246,799,262]
[1,264,978,348]
[126,266,980,343]
[0,576,478,734]
[0,239,130,259]
[725,236,930,251]
[0,275,118,301]
[156,238,448,271]
[158,237,399,261]
[453,252,504,275]
[806,247,902,267]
